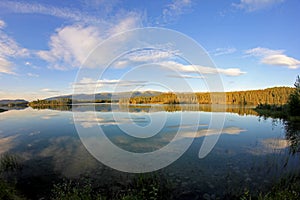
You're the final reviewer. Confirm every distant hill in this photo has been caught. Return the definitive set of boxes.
[0,99,28,106]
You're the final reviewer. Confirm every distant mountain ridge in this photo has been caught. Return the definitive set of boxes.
[0,99,28,105]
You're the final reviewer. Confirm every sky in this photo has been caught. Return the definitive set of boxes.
[0,0,299,101]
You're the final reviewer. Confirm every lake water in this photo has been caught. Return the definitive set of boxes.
[0,104,299,199]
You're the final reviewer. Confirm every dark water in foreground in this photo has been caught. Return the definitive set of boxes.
[0,104,299,199]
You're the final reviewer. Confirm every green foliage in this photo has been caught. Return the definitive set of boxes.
[0,179,26,200]
[240,175,300,200]
[124,174,172,200]
[255,76,300,118]
[29,98,72,107]
[51,174,173,200]
[254,103,289,119]
[51,179,105,200]
[288,76,300,116]
[0,154,25,200]
[288,92,300,116]
[294,75,300,89]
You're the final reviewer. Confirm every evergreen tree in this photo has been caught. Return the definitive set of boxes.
[288,75,300,116]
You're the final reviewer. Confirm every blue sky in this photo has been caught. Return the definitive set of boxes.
[0,0,299,100]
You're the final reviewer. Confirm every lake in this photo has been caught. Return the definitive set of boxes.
[0,104,299,199]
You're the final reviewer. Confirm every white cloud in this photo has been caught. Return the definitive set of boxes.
[38,14,142,70]
[212,47,237,56]
[162,0,192,24]
[246,47,300,69]
[159,61,246,76]
[37,25,101,70]
[262,55,300,69]
[0,20,28,75]
[1,2,143,72]
[233,0,285,12]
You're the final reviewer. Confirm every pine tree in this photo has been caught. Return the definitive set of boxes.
[288,75,300,116]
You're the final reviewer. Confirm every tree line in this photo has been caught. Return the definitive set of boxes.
[29,86,296,106]
[120,87,295,105]
[255,76,300,118]
[29,98,72,107]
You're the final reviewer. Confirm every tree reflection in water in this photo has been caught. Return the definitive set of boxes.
[285,119,300,154]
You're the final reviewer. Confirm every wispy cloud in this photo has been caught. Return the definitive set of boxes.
[0,57,14,75]
[167,74,204,79]
[0,1,145,73]
[82,0,121,14]
[0,19,28,75]
[161,0,192,24]
[40,88,60,93]
[27,73,39,77]
[126,50,179,63]
[245,47,300,69]
[159,61,246,76]
[212,47,237,56]
[112,49,180,69]
[0,1,103,24]
[233,0,285,12]
[109,47,245,76]
[245,47,283,56]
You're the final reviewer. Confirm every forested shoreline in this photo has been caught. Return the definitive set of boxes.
[120,87,294,105]
[27,87,295,106]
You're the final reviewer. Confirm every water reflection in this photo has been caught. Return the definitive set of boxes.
[0,105,299,199]
[29,103,258,116]
[0,135,18,154]
[285,120,300,154]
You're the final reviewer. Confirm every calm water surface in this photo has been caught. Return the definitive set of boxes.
[0,104,299,198]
